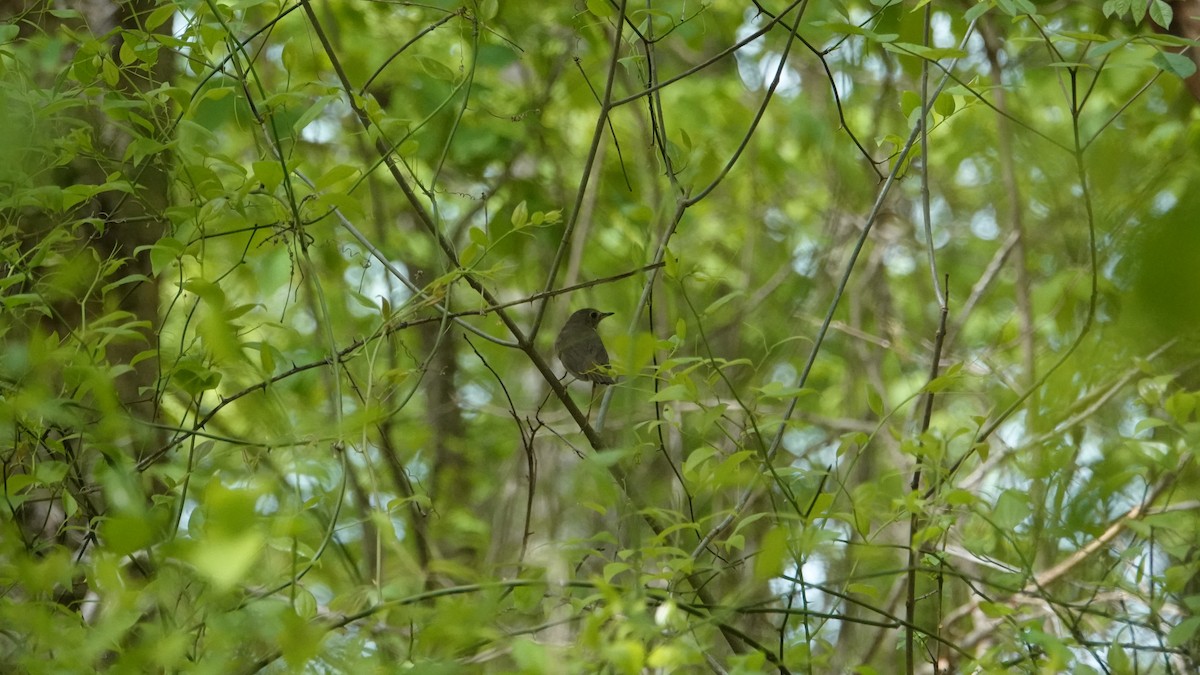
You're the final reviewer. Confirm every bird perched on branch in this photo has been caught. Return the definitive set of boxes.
[555,308,616,385]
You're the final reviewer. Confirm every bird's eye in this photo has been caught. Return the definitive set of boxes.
[590,311,599,319]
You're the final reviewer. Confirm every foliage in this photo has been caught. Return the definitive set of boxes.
[2,0,1200,672]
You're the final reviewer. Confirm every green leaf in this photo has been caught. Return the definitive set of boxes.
[944,489,977,506]
[512,639,551,672]
[252,161,284,191]
[171,357,222,396]
[979,600,1015,618]
[683,446,717,478]
[101,273,152,294]
[964,2,992,24]
[992,489,1030,529]
[1090,36,1132,58]
[119,38,137,65]
[146,5,175,30]
[1108,640,1131,673]
[182,278,225,308]
[1134,417,1168,433]
[1131,0,1148,24]
[468,226,488,246]
[101,57,119,86]
[511,200,529,229]
[34,461,69,485]
[587,0,614,18]
[1152,51,1197,79]
[1102,0,1132,18]
[1167,616,1200,647]
[61,491,78,519]
[933,93,955,117]
[1164,564,1197,592]
[1142,34,1200,48]
[416,55,457,82]
[704,291,742,316]
[1164,391,1196,422]
[460,242,481,267]
[280,609,326,668]
[314,163,359,190]
[2,293,49,314]
[189,530,264,591]
[924,368,962,393]
[1057,31,1111,43]
[664,250,679,278]
[817,21,897,43]
[900,90,921,118]
[867,387,884,416]
[885,43,968,60]
[255,341,277,375]
[804,492,834,522]
[754,525,789,580]
[292,586,318,619]
[647,644,688,668]
[5,474,36,505]
[604,640,645,674]
[311,191,364,221]
[101,513,158,557]
[650,383,693,402]
[603,561,631,581]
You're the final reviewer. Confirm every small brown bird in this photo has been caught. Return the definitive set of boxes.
[554,308,616,385]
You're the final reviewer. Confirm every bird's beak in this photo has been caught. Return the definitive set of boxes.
[599,311,614,320]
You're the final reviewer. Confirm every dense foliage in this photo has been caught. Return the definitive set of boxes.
[3,0,1200,672]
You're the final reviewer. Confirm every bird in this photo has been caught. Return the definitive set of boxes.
[554,308,616,385]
